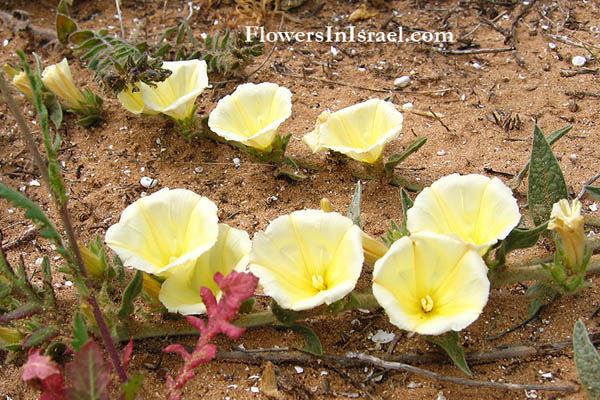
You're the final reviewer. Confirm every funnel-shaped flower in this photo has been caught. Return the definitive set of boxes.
[407,173,520,254]
[549,199,585,271]
[5,66,34,99]
[41,58,86,109]
[105,188,219,276]
[249,210,363,311]
[373,232,489,335]
[302,99,403,164]
[208,82,292,150]
[159,224,251,315]
[138,60,208,121]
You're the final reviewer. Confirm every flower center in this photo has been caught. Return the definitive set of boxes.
[420,295,434,313]
[312,274,327,291]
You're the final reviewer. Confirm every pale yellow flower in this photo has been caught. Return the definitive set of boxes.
[208,82,292,150]
[105,188,219,276]
[302,99,403,164]
[407,173,520,254]
[249,210,363,311]
[8,68,34,99]
[159,224,251,315]
[138,60,208,121]
[41,58,86,109]
[549,199,585,270]
[373,232,490,335]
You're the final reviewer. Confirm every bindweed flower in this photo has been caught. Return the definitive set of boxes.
[407,173,520,254]
[143,273,162,305]
[302,99,404,164]
[159,224,251,315]
[105,188,219,276]
[117,83,158,116]
[41,58,87,109]
[549,199,585,271]
[4,65,33,99]
[373,232,490,336]
[77,242,107,280]
[249,210,363,311]
[208,82,292,150]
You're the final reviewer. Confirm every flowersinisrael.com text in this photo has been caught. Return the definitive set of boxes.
[245,26,454,44]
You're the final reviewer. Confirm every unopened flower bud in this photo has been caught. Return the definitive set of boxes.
[548,199,585,271]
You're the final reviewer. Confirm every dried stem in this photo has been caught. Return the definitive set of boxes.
[346,352,576,392]
[0,72,128,383]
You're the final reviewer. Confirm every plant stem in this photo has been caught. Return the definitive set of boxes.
[0,71,128,383]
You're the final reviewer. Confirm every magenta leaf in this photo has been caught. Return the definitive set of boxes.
[22,349,67,400]
[121,339,134,371]
[65,340,110,400]
[165,271,258,400]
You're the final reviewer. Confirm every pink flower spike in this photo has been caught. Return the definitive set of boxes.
[164,344,191,361]
[185,315,206,332]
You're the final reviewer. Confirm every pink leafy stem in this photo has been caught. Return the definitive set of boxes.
[164,271,258,400]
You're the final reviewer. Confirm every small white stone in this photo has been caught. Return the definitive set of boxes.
[461,93,467,101]
[357,67,366,72]
[227,384,238,389]
[590,203,598,212]
[407,382,421,388]
[525,389,538,399]
[330,46,339,56]
[394,76,411,88]
[401,102,414,111]
[194,166,204,174]
[35,257,44,265]
[2,39,9,46]
[64,280,73,287]
[123,169,131,176]
[29,179,41,187]
[294,366,304,374]
[572,55,587,67]
[233,157,241,167]
[140,176,158,189]
[7,209,14,214]
[320,371,328,376]
[250,387,259,393]
[472,62,482,69]
[437,149,446,156]
[570,153,577,161]
[371,330,395,344]
[548,42,556,49]
[541,371,553,379]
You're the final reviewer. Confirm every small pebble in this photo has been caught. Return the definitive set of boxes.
[394,76,411,88]
[64,281,73,287]
[35,257,43,266]
[233,157,241,167]
[590,203,598,212]
[401,102,414,111]
[330,46,339,56]
[2,39,9,46]
[194,166,204,174]
[472,62,482,69]
[407,382,421,389]
[294,366,304,374]
[140,176,158,189]
[572,55,587,67]
[548,42,556,49]
[570,153,578,161]
[29,179,41,187]
[370,330,395,344]
[250,387,259,393]
[437,149,446,156]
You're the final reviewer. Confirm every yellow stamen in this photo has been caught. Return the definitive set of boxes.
[420,295,434,313]
[312,274,327,291]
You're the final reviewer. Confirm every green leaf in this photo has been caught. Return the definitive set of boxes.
[118,270,143,320]
[512,125,571,190]
[528,125,569,225]
[24,326,58,348]
[347,181,363,229]
[274,168,307,181]
[586,186,600,202]
[492,222,548,267]
[384,136,427,172]
[56,13,77,45]
[48,100,63,131]
[69,30,95,45]
[72,312,88,352]
[400,188,413,236]
[65,340,110,400]
[573,318,600,399]
[288,323,323,355]
[0,184,66,257]
[424,331,471,376]
[122,373,145,400]
[271,300,305,325]
[0,303,42,322]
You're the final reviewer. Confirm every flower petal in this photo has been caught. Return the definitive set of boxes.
[249,210,363,311]
[159,224,251,315]
[373,232,489,336]
[41,58,86,109]
[303,99,403,164]
[407,173,520,252]
[140,60,208,120]
[208,82,292,150]
[105,188,219,276]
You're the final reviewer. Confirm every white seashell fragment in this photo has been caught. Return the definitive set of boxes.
[572,55,587,67]
[394,76,411,88]
[140,176,158,189]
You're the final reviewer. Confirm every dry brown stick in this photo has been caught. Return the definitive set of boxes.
[565,91,600,98]
[508,0,538,66]
[247,15,284,78]
[346,352,576,392]
[577,172,600,200]
[280,72,454,95]
[436,47,514,55]
[0,226,38,251]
